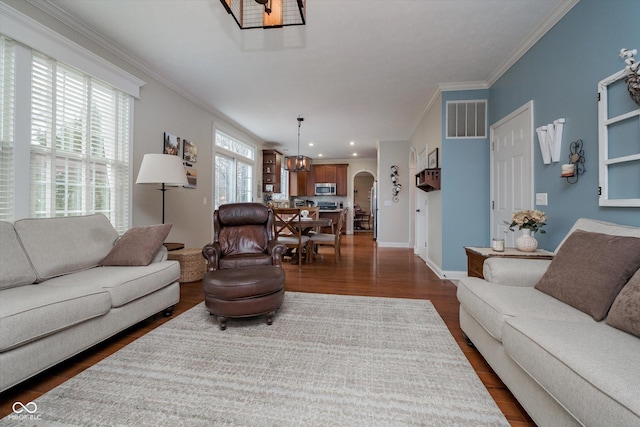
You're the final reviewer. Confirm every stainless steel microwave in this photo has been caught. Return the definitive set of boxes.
[315,182,336,196]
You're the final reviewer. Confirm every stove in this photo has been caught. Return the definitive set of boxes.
[317,201,338,210]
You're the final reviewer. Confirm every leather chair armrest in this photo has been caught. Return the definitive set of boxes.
[202,242,222,271]
[267,240,287,267]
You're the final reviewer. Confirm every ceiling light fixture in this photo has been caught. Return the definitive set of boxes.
[220,0,306,30]
[285,115,312,171]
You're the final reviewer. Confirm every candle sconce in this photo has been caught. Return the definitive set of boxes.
[561,139,585,184]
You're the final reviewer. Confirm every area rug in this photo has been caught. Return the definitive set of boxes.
[2,292,508,426]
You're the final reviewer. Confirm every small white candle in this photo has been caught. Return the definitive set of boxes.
[492,238,505,252]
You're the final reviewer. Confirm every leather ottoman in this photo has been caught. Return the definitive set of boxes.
[203,265,285,330]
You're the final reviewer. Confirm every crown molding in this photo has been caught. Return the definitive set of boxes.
[438,81,490,92]
[2,1,144,96]
[436,0,579,93]
[26,0,264,143]
[486,0,579,86]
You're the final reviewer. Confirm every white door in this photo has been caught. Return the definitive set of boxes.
[491,101,534,247]
[415,149,427,259]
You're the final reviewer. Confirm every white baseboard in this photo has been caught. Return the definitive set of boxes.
[424,257,466,281]
[376,241,410,248]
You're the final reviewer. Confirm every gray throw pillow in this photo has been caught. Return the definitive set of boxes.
[101,224,172,266]
[534,230,640,321]
[607,269,640,338]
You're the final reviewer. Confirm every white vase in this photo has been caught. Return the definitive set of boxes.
[516,229,538,252]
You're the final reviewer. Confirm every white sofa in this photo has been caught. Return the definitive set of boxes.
[457,218,640,427]
[0,214,180,392]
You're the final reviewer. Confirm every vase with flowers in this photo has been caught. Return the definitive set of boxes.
[507,210,547,252]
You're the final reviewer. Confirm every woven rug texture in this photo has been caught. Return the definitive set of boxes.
[1,292,508,426]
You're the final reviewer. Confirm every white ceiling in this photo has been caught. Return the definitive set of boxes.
[37,0,572,160]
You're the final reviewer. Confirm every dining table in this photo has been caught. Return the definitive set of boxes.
[274,217,333,264]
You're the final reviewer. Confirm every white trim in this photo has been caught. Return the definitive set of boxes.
[0,3,144,97]
[438,1,579,91]
[376,241,410,248]
[486,0,579,87]
[439,81,489,92]
[27,0,265,144]
[442,270,467,281]
[409,87,442,140]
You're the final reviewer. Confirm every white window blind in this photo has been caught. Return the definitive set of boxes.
[0,36,15,220]
[30,51,131,232]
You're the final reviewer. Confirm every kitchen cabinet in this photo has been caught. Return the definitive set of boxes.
[309,164,348,196]
[314,164,336,183]
[262,149,282,193]
[335,165,348,196]
[289,171,309,196]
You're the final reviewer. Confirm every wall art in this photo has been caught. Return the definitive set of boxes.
[183,139,197,163]
[163,132,181,156]
[428,148,439,169]
[184,165,197,189]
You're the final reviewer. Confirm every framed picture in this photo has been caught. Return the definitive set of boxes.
[184,165,197,189]
[183,139,197,163]
[163,132,180,156]
[428,147,439,169]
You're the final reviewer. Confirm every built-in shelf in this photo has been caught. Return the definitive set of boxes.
[415,168,441,192]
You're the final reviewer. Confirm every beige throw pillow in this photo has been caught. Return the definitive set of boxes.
[607,269,640,338]
[101,224,172,266]
[534,230,640,321]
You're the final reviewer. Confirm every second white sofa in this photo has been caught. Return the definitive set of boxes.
[457,218,640,427]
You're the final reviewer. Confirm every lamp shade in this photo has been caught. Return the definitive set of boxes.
[136,154,188,186]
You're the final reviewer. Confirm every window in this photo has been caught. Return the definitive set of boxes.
[0,36,15,220]
[214,130,255,209]
[271,163,289,201]
[0,31,134,233]
[446,100,487,138]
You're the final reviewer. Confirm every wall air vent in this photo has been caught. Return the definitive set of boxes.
[446,100,487,139]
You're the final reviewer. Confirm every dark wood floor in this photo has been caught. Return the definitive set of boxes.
[0,233,535,426]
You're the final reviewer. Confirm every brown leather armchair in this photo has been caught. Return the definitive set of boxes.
[202,203,286,271]
[202,203,287,329]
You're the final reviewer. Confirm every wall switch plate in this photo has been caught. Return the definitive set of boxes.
[535,193,548,206]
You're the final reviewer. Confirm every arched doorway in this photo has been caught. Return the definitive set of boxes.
[353,171,375,235]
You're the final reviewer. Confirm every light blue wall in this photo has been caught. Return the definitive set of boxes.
[490,0,640,250]
[441,90,490,271]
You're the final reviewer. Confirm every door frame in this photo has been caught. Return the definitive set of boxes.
[490,100,535,241]
[350,169,376,234]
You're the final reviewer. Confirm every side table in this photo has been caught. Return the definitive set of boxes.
[464,246,554,279]
[167,248,206,283]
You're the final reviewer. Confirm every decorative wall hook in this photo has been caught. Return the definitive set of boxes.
[536,118,565,164]
[561,139,585,184]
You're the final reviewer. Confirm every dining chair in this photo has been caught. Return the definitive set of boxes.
[305,206,321,234]
[308,208,347,263]
[273,208,311,268]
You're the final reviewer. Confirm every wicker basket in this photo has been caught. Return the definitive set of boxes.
[167,248,206,283]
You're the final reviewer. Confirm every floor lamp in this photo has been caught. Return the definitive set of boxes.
[136,154,189,224]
